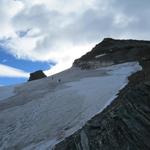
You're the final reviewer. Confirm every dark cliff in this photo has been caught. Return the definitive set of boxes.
[73,38,150,69]
[28,70,47,81]
[54,38,150,150]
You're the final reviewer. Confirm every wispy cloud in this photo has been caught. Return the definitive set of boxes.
[0,64,29,78]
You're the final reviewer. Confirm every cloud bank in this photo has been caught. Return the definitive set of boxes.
[0,64,29,78]
[0,0,150,75]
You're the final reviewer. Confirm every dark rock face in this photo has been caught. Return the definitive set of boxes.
[54,38,150,150]
[28,70,47,81]
[73,38,150,69]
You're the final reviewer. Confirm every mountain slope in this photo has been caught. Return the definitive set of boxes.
[54,70,150,150]
[54,38,150,150]
[73,38,150,69]
[0,62,141,150]
[0,38,150,150]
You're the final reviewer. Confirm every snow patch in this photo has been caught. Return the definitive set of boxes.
[0,85,16,101]
[95,53,106,58]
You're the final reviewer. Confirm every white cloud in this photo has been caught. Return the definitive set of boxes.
[17,0,97,14]
[0,0,23,38]
[44,43,94,75]
[113,13,136,28]
[0,64,29,78]
[0,0,150,75]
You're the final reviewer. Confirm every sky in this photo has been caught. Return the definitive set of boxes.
[0,0,150,86]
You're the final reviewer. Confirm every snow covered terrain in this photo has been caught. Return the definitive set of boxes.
[0,62,142,150]
[0,85,16,101]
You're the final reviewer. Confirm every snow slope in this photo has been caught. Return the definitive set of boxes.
[0,85,16,101]
[0,62,142,150]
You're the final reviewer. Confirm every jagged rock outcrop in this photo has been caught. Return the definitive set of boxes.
[28,70,47,81]
[73,38,150,69]
[54,38,150,150]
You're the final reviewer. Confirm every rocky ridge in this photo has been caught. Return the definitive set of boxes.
[73,38,150,69]
[54,38,150,150]
[28,70,47,81]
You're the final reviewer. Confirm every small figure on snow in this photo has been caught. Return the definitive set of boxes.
[58,79,61,83]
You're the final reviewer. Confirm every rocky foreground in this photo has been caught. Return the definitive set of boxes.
[54,38,150,150]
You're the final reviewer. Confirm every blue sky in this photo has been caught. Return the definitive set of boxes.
[0,0,150,86]
[0,46,54,85]
[0,47,53,72]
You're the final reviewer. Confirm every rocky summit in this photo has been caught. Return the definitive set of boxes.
[73,38,150,69]
[28,70,47,81]
[54,38,150,150]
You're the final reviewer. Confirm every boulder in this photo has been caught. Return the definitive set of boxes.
[28,70,47,81]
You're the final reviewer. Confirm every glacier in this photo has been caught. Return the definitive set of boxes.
[0,62,142,150]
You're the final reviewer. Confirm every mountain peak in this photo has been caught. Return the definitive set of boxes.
[28,70,47,81]
[73,38,150,69]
